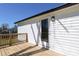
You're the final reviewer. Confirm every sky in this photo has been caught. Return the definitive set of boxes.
[0,3,64,28]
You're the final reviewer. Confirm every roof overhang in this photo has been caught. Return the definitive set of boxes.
[15,3,78,24]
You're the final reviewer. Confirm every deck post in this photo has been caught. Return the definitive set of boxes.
[26,33,28,42]
[9,34,12,46]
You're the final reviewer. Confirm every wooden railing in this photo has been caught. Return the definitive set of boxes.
[0,33,28,46]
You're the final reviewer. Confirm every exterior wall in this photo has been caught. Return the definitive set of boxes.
[18,20,48,48]
[18,21,40,44]
[17,4,79,55]
[49,10,79,55]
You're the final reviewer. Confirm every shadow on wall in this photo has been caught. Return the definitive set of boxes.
[30,17,69,49]
[36,23,41,45]
[30,22,49,49]
[56,19,69,32]
[30,23,40,45]
[51,17,69,33]
[30,22,41,46]
[31,24,37,44]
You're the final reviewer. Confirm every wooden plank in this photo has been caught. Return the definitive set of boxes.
[7,47,16,56]
[0,49,2,56]
[0,43,63,56]
[0,48,6,56]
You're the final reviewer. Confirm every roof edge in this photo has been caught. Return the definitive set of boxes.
[15,3,78,24]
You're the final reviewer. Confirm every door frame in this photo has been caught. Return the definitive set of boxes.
[41,18,49,49]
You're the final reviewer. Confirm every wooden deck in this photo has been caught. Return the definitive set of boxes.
[0,42,63,56]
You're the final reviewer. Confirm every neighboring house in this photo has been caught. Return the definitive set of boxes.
[15,3,79,56]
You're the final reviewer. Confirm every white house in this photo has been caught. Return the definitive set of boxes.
[15,3,79,56]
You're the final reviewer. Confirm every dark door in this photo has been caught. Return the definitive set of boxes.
[41,19,48,42]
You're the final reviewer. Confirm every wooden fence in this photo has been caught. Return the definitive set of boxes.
[0,33,28,46]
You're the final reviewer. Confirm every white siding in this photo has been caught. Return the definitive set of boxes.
[49,12,79,55]
[18,20,48,48]
[17,4,79,56]
[18,21,41,44]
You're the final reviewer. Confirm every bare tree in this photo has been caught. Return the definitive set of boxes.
[9,25,17,33]
[1,23,9,34]
[0,23,17,34]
